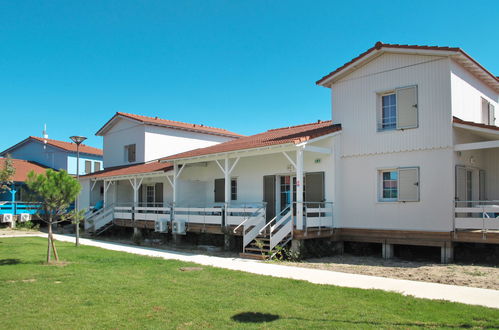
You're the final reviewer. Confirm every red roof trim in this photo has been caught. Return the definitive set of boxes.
[316,42,498,87]
[0,136,103,156]
[81,160,173,179]
[453,116,499,132]
[161,120,341,161]
[96,112,243,138]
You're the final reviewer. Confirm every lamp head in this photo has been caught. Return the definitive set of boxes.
[70,136,87,145]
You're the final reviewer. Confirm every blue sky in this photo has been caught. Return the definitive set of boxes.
[1,0,498,151]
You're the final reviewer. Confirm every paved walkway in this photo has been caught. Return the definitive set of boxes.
[3,233,499,309]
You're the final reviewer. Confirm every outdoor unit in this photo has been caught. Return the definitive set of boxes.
[20,213,31,222]
[1,214,13,223]
[154,218,169,233]
[172,219,186,235]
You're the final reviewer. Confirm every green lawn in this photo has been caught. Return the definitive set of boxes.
[0,238,498,329]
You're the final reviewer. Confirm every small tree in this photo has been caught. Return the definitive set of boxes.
[0,154,16,193]
[26,169,81,263]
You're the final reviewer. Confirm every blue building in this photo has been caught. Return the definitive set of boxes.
[0,136,103,176]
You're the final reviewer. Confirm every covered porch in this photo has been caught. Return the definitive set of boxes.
[453,118,499,238]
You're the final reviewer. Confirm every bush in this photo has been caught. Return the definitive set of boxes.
[132,230,144,245]
[15,220,40,231]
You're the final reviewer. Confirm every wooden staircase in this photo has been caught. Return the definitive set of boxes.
[240,206,293,260]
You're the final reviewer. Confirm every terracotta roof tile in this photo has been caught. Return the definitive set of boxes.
[30,136,103,156]
[453,116,499,132]
[0,158,50,182]
[162,120,341,161]
[82,160,173,179]
[316,42,499,88]
[97,112,243,138]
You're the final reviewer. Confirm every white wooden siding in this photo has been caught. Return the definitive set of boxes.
[450,60,499,124]
[332,53,453,157]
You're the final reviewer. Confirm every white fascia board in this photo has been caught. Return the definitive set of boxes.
[95,115,142,136]
[162,143,297,165]
[453,123,499,137]
[295,131,341,147]
[90,171,167,182]
[454,140,499,151]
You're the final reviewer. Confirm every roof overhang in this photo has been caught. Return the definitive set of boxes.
[453,123,499,140]
[161,131,341,165]
[95,113,142,136]
[317,43,499,93]
[87,170,170,182]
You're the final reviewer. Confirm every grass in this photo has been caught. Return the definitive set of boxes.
[0,238,498,329]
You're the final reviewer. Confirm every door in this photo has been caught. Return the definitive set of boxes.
[305,172,325,204]
[456,166,473,209]
[263,175,276,220]
[214,179,225,203]
[155,182,163,206]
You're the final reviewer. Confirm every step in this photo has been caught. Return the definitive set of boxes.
[239,252,268,260]
[245,247,270,253]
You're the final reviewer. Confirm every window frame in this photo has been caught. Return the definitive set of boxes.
[377,85,418,132]
[84,160,92,174]
[379,169,398,202]
[124,144,136,163]
[231,178,237,201]
[94,161,101,172]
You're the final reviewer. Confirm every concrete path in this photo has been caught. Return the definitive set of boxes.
[3,233,499,309]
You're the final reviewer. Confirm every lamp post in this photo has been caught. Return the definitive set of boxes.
[70,135,87,247]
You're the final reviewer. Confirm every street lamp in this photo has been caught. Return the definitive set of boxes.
[70,135,87,247]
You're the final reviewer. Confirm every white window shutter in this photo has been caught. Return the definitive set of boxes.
[398,167,419,202]
[396,86,418,129]
[489,103,496,125]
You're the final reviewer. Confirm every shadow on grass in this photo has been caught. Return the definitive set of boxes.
[231,312,479,328]
[231,312,279,323]
[0,259,21,265]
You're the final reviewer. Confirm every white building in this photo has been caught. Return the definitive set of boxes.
[80,43,499,262]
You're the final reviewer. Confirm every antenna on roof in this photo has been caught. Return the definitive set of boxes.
[43,124,48,139]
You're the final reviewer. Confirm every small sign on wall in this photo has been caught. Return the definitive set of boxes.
[314,158,321,164]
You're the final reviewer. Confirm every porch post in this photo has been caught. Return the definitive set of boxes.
[103,180,108,207]
[173,162,178,205]
[224,157,230,204]
[296,147,304,230]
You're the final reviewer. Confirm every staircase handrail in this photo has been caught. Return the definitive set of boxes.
[259,205,291,235]
[233,206,265,234]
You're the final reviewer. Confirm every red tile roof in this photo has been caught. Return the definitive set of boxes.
[162,120,341,161]
[82,160,173,179]
[29,136,103,156]
[453,116,499,132]
[0,158,49,182]
[316,42,499,91]
[96,112,243,138]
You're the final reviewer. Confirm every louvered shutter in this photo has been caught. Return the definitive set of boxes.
[396,86,418,129]
[155,183,163,204]
[489,104,496,125]
[398,167,419,202]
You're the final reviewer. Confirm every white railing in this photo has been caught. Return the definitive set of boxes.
[303,201,334,228]
[454,200,499,231]
[227,202,266,227]
[85,204,115,232]
[113,202,172,222]
[255,205,293,252]
[174,204,224,225]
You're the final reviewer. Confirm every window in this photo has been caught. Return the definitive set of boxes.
[481,98,496,125]
[231,179,237,201]
[124,144,136,163]
[381,170,398,201]
[378,86,418,131]
[379,167,420,202]
[94,162,101,172]
[84,160,92,174]
[381,94,397,130]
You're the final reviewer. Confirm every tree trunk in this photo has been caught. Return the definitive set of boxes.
[47,219,52,263]
[76,221,79,247]
[51,234,59,261]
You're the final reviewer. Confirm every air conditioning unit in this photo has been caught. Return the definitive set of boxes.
[172,219,186,235]
[154,218,169,233]
[1,214,13,223]
[20,213,31,222]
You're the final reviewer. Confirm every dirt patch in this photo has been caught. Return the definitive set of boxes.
[179,267,203,272]
[43,261,71,267]
[278,255,499,290]
[0,228,42,236]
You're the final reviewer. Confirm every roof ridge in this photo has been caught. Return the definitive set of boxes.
[266,120,333,132]
[30,136,99,149]
[117,112,240,134]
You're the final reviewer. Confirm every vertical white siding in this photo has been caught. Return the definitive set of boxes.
[332,53,453,157]
[450,60,499,123]
[103,119,146,168]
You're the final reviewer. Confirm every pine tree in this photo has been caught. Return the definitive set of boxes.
[0,154,16,193]
[26,169,81,263]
